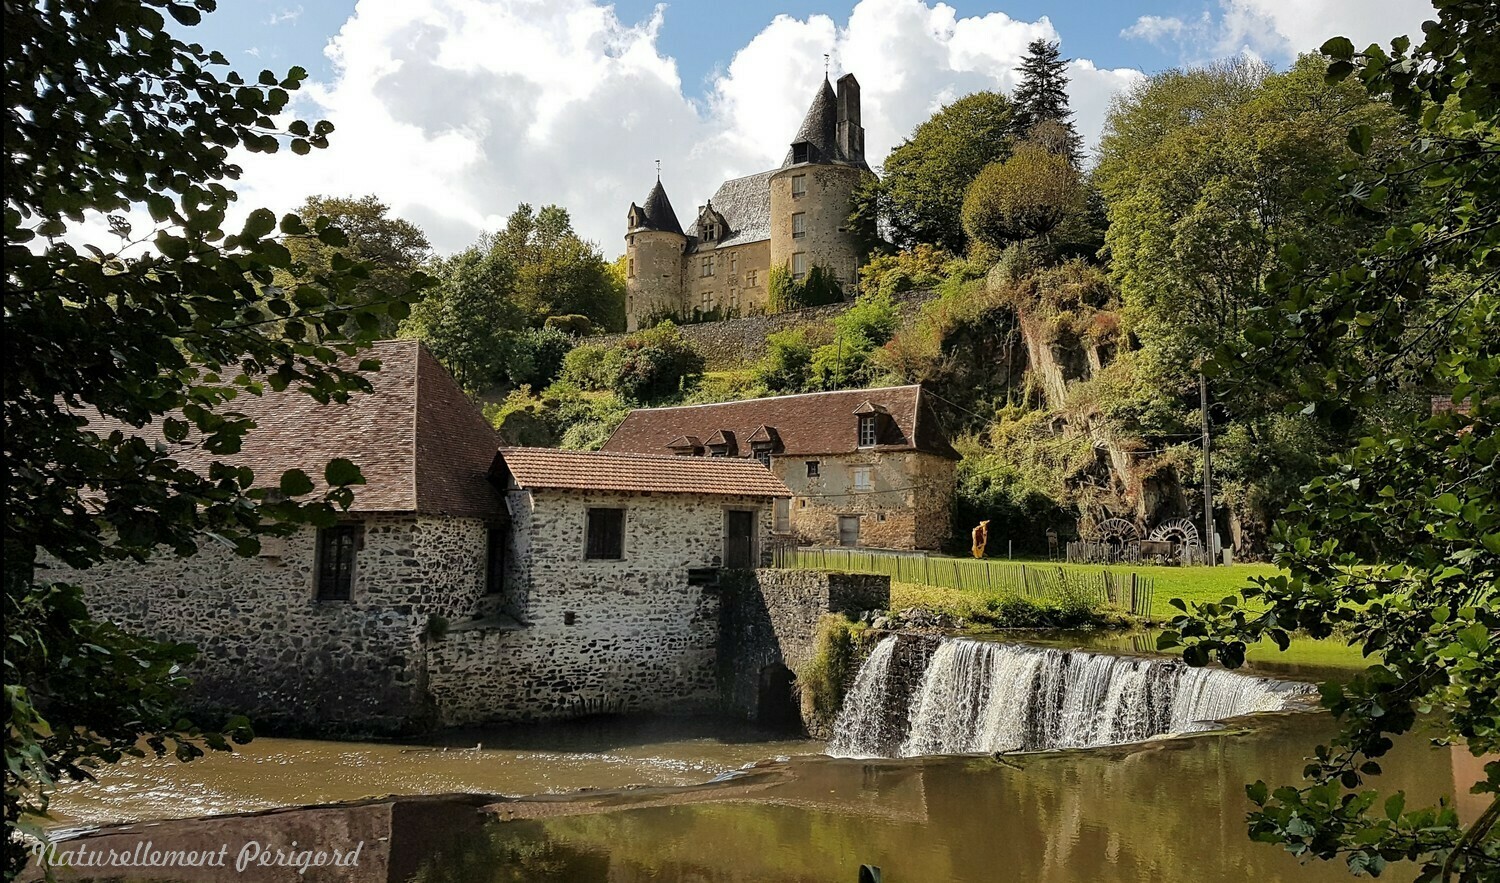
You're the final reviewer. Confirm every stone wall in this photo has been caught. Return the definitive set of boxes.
[426,489,777,725]
[44,515,491,736]
[595,287,937,370]
[774,450,955,551]
[718,569,889,733]
[769,164,870,289]
[685,238,772,318]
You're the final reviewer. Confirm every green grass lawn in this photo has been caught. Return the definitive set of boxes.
[1021,560,1281,618]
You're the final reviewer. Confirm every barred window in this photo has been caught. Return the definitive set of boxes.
[315,525,361,601]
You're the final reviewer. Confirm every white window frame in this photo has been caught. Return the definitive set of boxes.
[852,467,872,492]
[791,252,807,280]
[791,174,807,197]
[858,415,878,447]
[791,212,806,239]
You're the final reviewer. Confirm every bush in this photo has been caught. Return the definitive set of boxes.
[504,326,574,389]
[755,329,813,393]
[543,314,594,335]
[798,614,869,732]
[961,142,1087,250]
[609,321,704,404]
[559,342,612,390]
[768,264,846,312]
[809,291,899,390]
[858,244,955,299]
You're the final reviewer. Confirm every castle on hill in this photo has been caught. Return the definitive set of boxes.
[624,73,876,331]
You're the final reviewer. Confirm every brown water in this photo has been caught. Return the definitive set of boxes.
[41,637,1488,883]
[45,717,814,830]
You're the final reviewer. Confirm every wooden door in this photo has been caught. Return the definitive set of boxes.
[724,510,756,568]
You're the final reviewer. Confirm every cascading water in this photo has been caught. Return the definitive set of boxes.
[828,636,1314,759]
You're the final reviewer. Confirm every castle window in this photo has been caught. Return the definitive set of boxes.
[701,255,715,277]
[585,508,625,560]
[315,524,361,601]
[792,143,810,164]
[792,174,807,197]
[792,212,806,239]
[791,252,807,280]
[852,467,872,493]
[858,414,878,447]
[730,252,738,274]
[627,258,635,278]
[746,269,758,287]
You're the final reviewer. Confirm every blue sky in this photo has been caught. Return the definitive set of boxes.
[169,0,1431,255]
[194,1,1220,92]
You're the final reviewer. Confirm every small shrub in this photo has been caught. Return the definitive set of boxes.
[756,329,813,393]
[799,614,869,731]
[559,343,612,390]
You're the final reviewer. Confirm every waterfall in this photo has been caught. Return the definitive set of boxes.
[828,637,1314,759]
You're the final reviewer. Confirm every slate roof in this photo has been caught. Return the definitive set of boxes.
[785,78,839,165]
[686,169,776,250]
[601,385,959,460]
[629,179,684,235]
[496,448,792,498]
[76,339,507,518]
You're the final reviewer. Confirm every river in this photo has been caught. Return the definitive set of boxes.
[37,633,1486,882]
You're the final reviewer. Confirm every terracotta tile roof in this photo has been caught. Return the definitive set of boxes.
[601,384,959,460]
[497,448,792,497]
[77,339,506,518]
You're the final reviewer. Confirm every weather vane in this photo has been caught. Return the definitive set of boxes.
[655,158,661,180]
[824,53,830,78]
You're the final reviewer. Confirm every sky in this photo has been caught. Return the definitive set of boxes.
[170,0,1436,257]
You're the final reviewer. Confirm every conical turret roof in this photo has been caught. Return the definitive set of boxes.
[784,78,839,166]
[630,179,684,235]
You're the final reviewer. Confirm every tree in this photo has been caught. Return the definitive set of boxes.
[609,321,704,404]
[398,243,521,392]
[4,0,418,865]
[1011,39,1083,164]
[491,204,624,331]
[810,292,900,390]
[1161,3,1499,879]
[282,194,431,335]
[961,142,1087,251]
[862,92,1016,253]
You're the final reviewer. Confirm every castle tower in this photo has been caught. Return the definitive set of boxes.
[769,73,874,293]
[624,179,687,331]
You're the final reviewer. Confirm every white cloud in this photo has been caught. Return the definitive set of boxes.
[1123,0,1433,63]
[268,6,304,26]
[223,0,1142,257]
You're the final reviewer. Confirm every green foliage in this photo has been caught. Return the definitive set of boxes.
[400,245,522,392]
[492,204,625,331]
[755,330,814,394]
[485,382,630,450]
[1162,5,1500,878]
[857,244,956,299]
[950,453,1073,557]
[4,0,415,859]
[280,194,431,336]
[641,303,742,327]
[889,582,1104,630]
[544,314,594,336]
[961,142,1088,250]
[868,91,1017,253]
[611,321,705,404]
[766,264,845,312]
[810,291,900,390]
[559,343,613,391]
[799,615,869,732]
[506,327,575,390]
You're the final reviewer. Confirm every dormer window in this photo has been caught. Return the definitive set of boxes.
[792,142,810,164]
[752,443,772,468]
[858,414,878,447]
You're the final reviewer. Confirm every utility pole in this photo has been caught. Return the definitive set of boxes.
[1200,372,1216,567]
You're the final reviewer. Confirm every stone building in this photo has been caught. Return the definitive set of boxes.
[44,341,880,735]
[600,384,959,551]
[429,447,790,724]
[623,73,876,331]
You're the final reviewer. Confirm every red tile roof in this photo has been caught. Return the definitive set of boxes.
[497,448,792,497]
[78,339,506,518]
[601,384,958,460]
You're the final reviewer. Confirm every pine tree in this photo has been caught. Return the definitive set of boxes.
[1012,39,1084,164]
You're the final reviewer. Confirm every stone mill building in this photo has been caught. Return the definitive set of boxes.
[623,73,875,331]
[47,340,888,736]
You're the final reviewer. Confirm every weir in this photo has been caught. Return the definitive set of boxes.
[827,636,1315,758]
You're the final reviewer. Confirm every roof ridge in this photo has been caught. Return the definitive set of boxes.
[500,446,778,467]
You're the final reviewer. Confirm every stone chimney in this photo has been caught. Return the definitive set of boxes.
[835,73,864,164]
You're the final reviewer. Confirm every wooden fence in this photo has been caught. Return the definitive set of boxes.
[772,546,1157,618]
